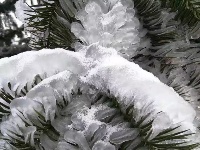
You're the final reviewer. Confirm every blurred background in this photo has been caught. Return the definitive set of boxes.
[0,0,33,58]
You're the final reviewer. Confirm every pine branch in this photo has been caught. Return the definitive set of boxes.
[132,0,200,102]
[1,1,199,149]
[133,0,200,64]
[133,0,178,47]
[26,0,77,49]
[0,75,43,120]
[102,94,199,150]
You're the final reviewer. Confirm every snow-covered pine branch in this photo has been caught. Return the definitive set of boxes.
[83,43,197,139]
[0,0,199,149]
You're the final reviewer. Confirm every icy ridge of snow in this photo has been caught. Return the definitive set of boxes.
[0,49,87,92]
[83,43,197,139]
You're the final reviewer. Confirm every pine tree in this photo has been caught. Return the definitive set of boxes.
[0,0,30,58]
[0,0,200,149]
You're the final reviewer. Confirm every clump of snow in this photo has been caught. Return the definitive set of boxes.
[64,130,91,150]
[10,97,42,119]
[71,0,142,58]
[26,71,79,121]
[76,105,103,130]
[0,114,30,145]
[22,126,36,146]
[15,0,32,25]
[1,70,82,148]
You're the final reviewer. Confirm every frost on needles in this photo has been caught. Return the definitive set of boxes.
[0,0,200,149]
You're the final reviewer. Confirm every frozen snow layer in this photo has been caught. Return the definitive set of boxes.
[84,44,197,137]
[0,49,87,91]
[71,0,142,57]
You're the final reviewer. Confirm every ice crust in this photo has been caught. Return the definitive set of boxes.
[26,70,79,121]
[71,0,142,58]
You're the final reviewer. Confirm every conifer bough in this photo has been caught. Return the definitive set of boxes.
[0,0,200,149]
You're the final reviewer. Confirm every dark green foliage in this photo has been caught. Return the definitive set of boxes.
[132,0,200,64]
[161,0,200,27]
[1,132,36,150]
[0,95,56,149]
[132,0,200,103]
[26,0,77,49]
[26,0,95,49]
[134,0,178,47]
